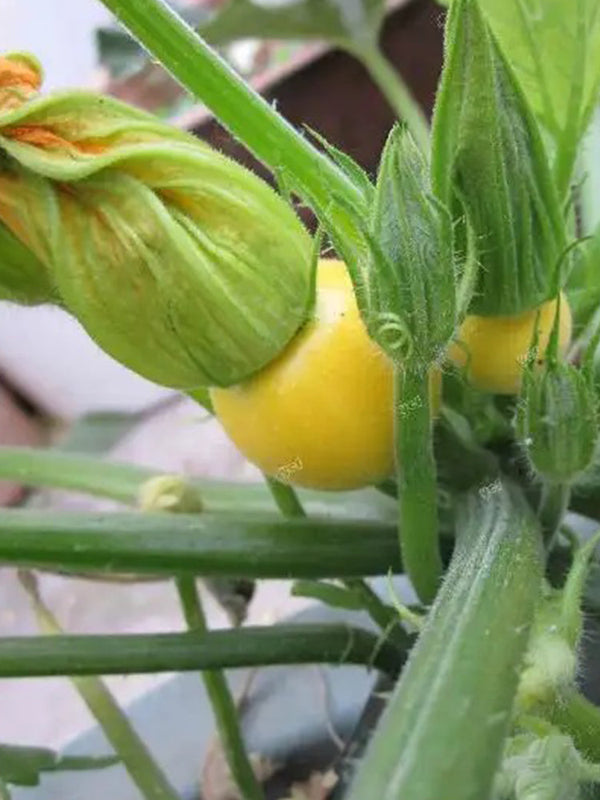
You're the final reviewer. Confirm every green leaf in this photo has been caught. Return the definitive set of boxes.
[305,127,375,202]
[57,412,144,455]
[485,1,600,154]
[432,0,567,316]
[199,0,386,51]
[348,483,543,800]
[440,0,600,195]
[0,743,117,788]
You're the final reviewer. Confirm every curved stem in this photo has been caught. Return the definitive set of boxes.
[0,624,403,678]
[175,576,264,800]
[354,45,430,153]
[394,366,442,604]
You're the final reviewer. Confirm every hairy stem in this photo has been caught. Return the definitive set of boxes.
[394,366,442,604]
[547,691,600,762]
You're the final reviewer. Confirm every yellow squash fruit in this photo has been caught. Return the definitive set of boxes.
[212,259,439,491]
[448,295,572,395]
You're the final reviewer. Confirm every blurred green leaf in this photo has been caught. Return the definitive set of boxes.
[566,226,600,329]
[438,0,600,195]
[439,0,600,145]
[199,0,386,50]
[0,743,117,788]
[57,411,143,455]
[97,2,211,79]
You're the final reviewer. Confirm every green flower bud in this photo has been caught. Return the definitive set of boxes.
[431,0,566,317]
[366,126,456,368]
[516,358,598,484]
[0,52,313,388]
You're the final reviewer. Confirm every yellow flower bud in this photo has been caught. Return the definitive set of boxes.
[0,52,314,388]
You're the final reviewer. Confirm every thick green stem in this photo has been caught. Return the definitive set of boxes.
[547,691,600,763]
[98,0,362,223]
[175,576,264,800]
[0,509,400,578]
[354,45,429,152]
[18,571,180,800]
[348,486,544,800]
[394,366,442,604]
[538,482,570,546]
[0,624,401,678]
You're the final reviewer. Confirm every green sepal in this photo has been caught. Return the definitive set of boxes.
[516,357,598,485]
[367,126,456,366]
[0,60,314,388]
[431,0,567,317]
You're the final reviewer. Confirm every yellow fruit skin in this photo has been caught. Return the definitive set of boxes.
[448,295,572,395]
[212,259,440,491]
[211,259,393,490]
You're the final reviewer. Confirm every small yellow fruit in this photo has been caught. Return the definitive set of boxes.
[448,295,572,395]
[212,259,439,491]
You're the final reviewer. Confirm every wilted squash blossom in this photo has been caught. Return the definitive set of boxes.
[0,53,313,388]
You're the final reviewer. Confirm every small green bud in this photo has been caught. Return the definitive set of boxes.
[516,359,598,484]
[137,475,203,514]
[0,52,314,388]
